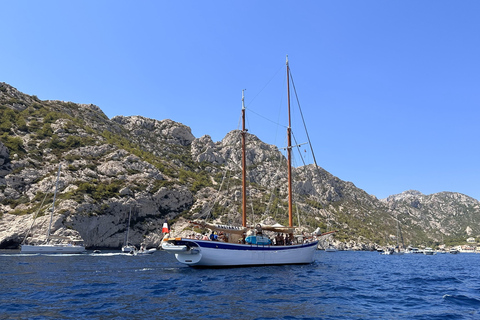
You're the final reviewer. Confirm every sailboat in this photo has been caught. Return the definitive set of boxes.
[121,206,136,253]
[382,216,404,255]
[161,57,319,267]
[20,165,86,254]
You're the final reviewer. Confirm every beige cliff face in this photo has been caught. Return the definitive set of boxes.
[2,82,480,250]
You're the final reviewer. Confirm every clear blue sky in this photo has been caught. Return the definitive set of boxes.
[2,1,480,200]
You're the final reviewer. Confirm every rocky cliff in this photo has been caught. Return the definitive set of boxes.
[0,82,479,250]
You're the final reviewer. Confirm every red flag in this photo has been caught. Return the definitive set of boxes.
[162,220,170,234]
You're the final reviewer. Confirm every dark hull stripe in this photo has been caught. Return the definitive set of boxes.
[174,239,318,251]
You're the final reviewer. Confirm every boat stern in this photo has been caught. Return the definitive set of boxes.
[161,238,202,265]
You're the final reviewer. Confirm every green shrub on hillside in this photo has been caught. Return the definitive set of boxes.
[0,133,25,156]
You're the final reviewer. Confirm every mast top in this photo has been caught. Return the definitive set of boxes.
[242,89,245,110]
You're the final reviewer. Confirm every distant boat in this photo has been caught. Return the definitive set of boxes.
[449,248,459,254]
[162,57,319,267]
[423,247,436,255]
[405,247,421,254]
[20,165,86,254]
[134,246,157,256]
[121,207,136,253]
[381,247,394,255]
[382,247,404,255]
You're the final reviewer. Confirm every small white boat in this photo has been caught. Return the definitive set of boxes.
[122,244,136,254]
[449,248,459,254]
[405,247,420,254]
[161,242,188,252]
[121,207,135,253]
[134,247,157,255]
[21,241,86,254]
[423,247,436,255]
[20,165,86,254]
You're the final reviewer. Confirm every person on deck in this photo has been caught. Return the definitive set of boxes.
[218,232,226,242]
[239,233,246,244]
[278,233,285,245]
[210,231,218,241]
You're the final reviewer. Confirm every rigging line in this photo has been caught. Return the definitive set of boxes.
[290,69,328,214]
[264,151,285,216]
[292,130,308,168]
[21,191,50,245]
[205,165,230,222]
[289,70,319,168]
[246,107,287,129]
[245,63,284,108]
[296,202,301,229]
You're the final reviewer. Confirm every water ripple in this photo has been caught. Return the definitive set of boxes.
[2,250,480,319]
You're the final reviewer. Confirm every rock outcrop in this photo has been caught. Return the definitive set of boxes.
[1,82,479,250]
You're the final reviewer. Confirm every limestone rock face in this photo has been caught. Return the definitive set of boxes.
[0,213,84,249]
[0,141,12,186]
[1,81,480,251]
[112,116,195,147]
[382,190,480,239]
[191,135,225,164]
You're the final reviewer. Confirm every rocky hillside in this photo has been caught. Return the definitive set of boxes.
[382,190,480,245]
[0,82,479,249]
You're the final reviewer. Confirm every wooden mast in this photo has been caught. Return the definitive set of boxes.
[241,90,247,227]
[286,56,293,228]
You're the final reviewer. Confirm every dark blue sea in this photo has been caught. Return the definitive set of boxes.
[1,250,480,320]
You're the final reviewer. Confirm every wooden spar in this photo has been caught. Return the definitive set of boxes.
[318,230,338,237]
[286,56,293,228]
[260,225,295,234]
[241,90,247,227]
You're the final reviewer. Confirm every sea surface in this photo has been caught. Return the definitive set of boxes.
[1,250,480,320]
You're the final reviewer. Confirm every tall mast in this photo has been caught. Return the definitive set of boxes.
[126,206,132,245]
[47,164,61,241]
[286,56,293,227]
[241,90,247,227]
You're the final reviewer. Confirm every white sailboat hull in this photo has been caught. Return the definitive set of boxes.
[121,245,136,253]
[21,244,86,254]
[135,248,157,255]
[162,239,318,267]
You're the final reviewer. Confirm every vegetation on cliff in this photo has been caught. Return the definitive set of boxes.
[1,82,479,249]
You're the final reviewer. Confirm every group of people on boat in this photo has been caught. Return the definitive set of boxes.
[273,233,293,245]
[209,231,228,242]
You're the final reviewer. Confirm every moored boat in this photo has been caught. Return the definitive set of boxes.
[423,247,436,255]
[162,57,319,267]
[20,165,86,254]
[449,248,459,254]
[121,207,136,253]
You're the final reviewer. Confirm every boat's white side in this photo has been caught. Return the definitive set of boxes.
[20,244,86,254]
[162,238,318,267]
[135,248,157,255]
[423,248,436,255]
[121,245,136,253]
